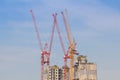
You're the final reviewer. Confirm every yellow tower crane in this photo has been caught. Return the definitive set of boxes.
[61,10,78,80]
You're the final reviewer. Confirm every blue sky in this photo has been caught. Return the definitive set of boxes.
[0,0,120,80]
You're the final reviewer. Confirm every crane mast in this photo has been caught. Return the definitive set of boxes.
[30,10,55,80]
[53,13,70,80]
[30,9,79,80]
[61,10,78,80]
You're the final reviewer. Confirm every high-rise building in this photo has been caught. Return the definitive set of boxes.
[47,55,97,80]
[62,66,70,80]
[74,55,97,80]
[48,65,62,80]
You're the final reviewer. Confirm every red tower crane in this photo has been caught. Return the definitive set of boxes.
[53,13,70,80]
[30,10,55,80]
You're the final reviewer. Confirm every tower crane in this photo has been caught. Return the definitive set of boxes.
[53,13,70,80]
[30,10,55,80]
[61,10,78,80]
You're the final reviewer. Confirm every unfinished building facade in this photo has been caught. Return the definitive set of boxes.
[47,55,97,80]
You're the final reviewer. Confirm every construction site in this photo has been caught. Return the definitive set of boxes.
[30,10,97,80]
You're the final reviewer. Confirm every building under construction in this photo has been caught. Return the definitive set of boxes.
[30,10,97,80]
[46,55,97,80]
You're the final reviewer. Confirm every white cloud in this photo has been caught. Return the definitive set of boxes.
[68,2,120,32]
[7,21,33,28]
[0,46,38,63]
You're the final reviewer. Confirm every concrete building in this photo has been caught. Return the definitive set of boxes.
[48,65,62,80]
[74,55,97,80]
[47,55,97,80]
[62,66,69,80]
